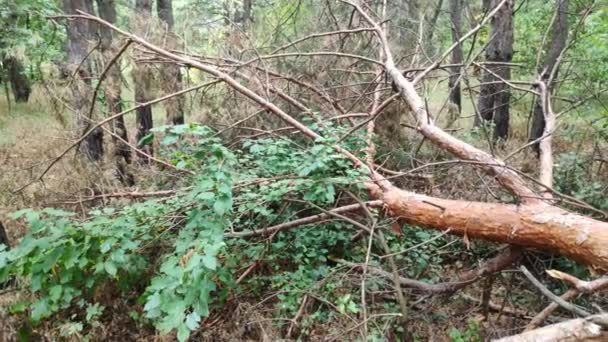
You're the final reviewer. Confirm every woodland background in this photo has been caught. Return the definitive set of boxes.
[0,0,607,340]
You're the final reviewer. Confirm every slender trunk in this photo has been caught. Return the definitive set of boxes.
[133,0,154,163]
[157,0,185,125]
[0,221,9,250]
[235,0,253,25]
[97,0,134,185]
[0,221,13,289]
[3,57,31,102]
[448,0,463,116]
[529,0,569,155]
[476,0,513,140]
[63,0,103,161]
[242,0,252,24]
[425,0,445,56]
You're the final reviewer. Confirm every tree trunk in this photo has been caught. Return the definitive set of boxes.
[448,0,463,116]
[425,0,445,57]
[133,0,154,163]
[3,57,31,102]
[157,0,185,125]
[63,0,104,161]
[476,0,513,140]
[0,221,9,251]
[97,0,134,185]
[529,0,569,155]
[380,188,608,270]
[242,0,253,24]
[0,221,14,289]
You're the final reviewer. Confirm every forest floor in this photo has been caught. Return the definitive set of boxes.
[1,81,606,341]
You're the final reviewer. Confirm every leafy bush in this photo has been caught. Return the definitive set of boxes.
[554,152,608,211]
[0,122,371,340]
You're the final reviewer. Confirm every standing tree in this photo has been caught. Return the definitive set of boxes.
[0,2,32,103]
[97,0,134,185]
[133,0,154,163]
[529,0,569,154]
[2,57,31,102]
[235,0,253,25]
[63,0,103,160]
[448,0,463,115]
[157,0,185,125]
[476,0,514,139]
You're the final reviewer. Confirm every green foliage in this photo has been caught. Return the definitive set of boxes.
[0,0,63,79]
[0,124,236,341]
[554,152,608,211]
[0,122,374,340]
[448,319,482,342]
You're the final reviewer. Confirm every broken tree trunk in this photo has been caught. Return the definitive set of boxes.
[378,187,608,270]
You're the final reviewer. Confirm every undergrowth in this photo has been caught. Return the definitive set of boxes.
[4,122,446,340]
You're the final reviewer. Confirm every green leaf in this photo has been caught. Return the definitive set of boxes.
[138,133,154,146]
[177,323,191,342]
[185,312,201,330]
[31,299,51,321]
[213,197,232,216]
[49,285,62,302]
[104,261,117,276]
[9,301,28,314]
[144,292,162,317]
[201,254,217,270]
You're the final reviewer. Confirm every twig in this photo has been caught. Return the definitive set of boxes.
[225,201,383,238]
[520,266,591,318]
[527,275,608,330]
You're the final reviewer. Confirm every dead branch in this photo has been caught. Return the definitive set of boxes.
[527,276,608,330]
[520,266,592,318]
[340,246,520,293]
[225,201,383,238]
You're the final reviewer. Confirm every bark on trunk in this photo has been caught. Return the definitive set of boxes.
[97,0,134,185]
[157,0,185,125]
[381,187,608,270]
[133,0,154,163]
[0,221,13,289]
[476,0,513,139]
[0,221,9,251]
[495,314,608,342]
[63,0,104,161]
[448,0,463,115]
[425,0,445,57]
[3,57,31,102]
[529,0,568,155]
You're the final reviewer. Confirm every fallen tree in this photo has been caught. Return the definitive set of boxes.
[57,4,608,272]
